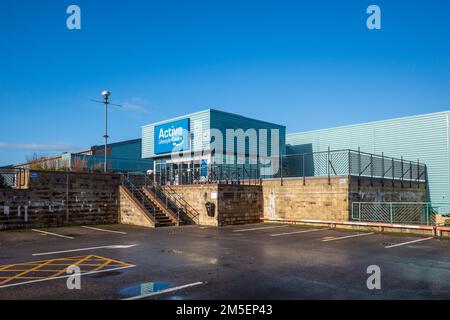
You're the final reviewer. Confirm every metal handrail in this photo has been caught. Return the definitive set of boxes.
[121,175,156,218]
[145,175,200,224]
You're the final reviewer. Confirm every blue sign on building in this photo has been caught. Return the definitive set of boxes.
[154,118,190,154]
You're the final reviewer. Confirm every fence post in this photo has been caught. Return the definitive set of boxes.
[348,150,351,176]
[280,155,284,186]
[327,147,331,185]
[358,147,361,189]
[381,152,385,187]
[401,156,404,188]
[302,154,306,186]
[410,161,413,188]
[370,154,373,186]
[425,203,429,226]
[392,157,395,188]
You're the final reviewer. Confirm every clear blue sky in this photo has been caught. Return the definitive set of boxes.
[1,0,449,165]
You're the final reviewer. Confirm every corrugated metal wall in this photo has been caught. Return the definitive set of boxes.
[210,109,286,163]
[286,111,450,203]
[142,109,286,163]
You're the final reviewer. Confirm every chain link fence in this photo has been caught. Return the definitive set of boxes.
[350,202,450,226]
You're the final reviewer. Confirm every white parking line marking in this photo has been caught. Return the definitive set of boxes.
[81,226,127,235]
[0,265,136,289]
[122,281,204,300]
[32,244,138,256]
[322,232,375,242]
[385,237,434,249]
[31,229,74,239]
[233,225,289,232]
[271,228,328,237]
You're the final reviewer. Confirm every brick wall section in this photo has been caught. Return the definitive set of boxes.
[118,186,155,228]
[0,170,120,230]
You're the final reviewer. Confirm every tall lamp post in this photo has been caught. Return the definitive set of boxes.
[101,90,110,173]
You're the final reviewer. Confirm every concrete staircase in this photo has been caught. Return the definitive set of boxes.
[121,176,178,228]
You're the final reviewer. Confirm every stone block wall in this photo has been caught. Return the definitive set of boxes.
[164,184,263,226]
[119,186,154,228]
[262,176,427,222]
[0,170,120,230]
[262,177,350,221]
[218,184,263,226]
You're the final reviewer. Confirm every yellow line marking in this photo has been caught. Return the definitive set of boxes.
[0,259,55,286]
[0,254,133,286]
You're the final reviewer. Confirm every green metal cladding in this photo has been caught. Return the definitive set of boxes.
[286,110,450,203]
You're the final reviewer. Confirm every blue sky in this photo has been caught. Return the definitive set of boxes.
[0,0,449,165]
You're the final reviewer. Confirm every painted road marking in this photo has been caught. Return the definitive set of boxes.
[385,237,434,249]
[322,232,375,242]
[31,229,74,239]
[0,254,135,289]
[32,244,138,256]
[81,226,127,235]
[233,225,289,232]
[270,228,329,237]
[122,281,204,300]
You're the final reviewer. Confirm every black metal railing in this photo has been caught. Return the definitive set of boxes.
[153,149,426,186]
[121,174,157,219]
[155,164,261,186]
[125,173,199,225]
[279,148,427,185]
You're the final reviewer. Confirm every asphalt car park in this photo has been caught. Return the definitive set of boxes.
[0,223,449,300]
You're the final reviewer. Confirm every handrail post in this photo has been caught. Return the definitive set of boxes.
[410,161,412,188]
[392,157,395,187]
[302,153,306,186]
[280,155,284,186]
[401,156,404,188]
[327,147,330,185]
[358,147,361,189]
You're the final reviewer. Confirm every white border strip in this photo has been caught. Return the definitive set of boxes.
[322,232,375,242]
[0,265,136,289]
[82,226,127,235]
[385,237,434,249]
[31,229,74,239]
[122,281,204,300]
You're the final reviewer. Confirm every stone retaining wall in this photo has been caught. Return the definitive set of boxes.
[0,171,120,230]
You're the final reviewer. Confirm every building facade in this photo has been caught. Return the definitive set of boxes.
[142,109,286,183]
[286,110,450,203]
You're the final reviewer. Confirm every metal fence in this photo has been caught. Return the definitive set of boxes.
[155,163,261,185]
[351,202,450,226]
[153,149,426,186]
[281,149,427,184]
[0,168,26,189]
